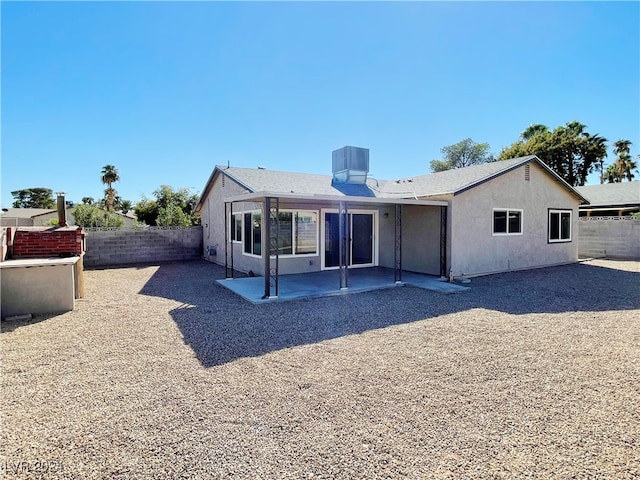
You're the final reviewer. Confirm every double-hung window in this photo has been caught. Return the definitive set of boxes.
[493,209,523,235]
[548,209,572,242]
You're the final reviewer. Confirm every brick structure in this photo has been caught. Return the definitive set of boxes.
[10,226,86,259]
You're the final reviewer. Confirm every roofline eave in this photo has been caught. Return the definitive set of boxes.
[195,166,255,214]
[223,191,448,207]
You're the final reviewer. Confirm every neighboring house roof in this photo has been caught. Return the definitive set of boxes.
[29,207,136,220]
[31,208,74,219]
[196,155,587,212]
[575,181,640,208]
[1,208,55,218]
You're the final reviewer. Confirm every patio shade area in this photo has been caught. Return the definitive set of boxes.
[217,267,469,303]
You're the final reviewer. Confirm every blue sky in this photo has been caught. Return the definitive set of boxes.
[2,1,639,208]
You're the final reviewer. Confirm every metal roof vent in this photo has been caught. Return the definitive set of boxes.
[332,146,369,184]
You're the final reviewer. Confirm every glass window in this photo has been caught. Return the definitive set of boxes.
[230,213,242,242]
[549,210,572,242]
[493,209,523,235]
[242,209,318,257]
[271,212,293,255]
[243,211,262,255]
[295,212,317,254]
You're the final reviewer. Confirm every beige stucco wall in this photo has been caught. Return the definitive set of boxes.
[201,173,443,276]
[378,204,442,275]
[1,258,78,317]
[200,173,258,273]
[446,162,580,276]
[401,205,442,275]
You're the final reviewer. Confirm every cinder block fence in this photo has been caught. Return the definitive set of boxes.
[579,216,640,260]
[83,226,203,267]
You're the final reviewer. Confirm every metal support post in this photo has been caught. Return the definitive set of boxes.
[339,201,349,290]
[440,205,447,278]
[395,204,402,283]
[263,197,279,299]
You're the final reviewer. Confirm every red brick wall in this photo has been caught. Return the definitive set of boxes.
[12,227,85,259]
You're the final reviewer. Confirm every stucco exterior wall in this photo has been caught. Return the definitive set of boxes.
[201,173,444,276]
[578,216,640,259]
[401,205,442,275]
[1,258,78,317]
[448,162,580,276]
[200,173,255,272]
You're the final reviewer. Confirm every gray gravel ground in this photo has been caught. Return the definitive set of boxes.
[1,258,639,479]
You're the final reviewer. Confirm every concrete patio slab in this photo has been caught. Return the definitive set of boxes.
[217,267,469,303]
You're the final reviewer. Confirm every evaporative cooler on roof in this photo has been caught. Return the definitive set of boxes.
[332,146,370,184]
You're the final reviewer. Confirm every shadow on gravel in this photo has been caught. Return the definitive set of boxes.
[139,260,639,367]
[0,313,59,334]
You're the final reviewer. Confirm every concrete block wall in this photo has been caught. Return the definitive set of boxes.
[578,217,640,260]
[83,227,203,267]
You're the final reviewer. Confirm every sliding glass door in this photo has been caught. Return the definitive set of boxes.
[322,210,376,269]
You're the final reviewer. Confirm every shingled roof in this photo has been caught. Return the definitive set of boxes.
[196,155,586,211]
[575,181,640,208]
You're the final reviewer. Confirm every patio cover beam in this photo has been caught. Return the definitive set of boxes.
[224,191,448,208]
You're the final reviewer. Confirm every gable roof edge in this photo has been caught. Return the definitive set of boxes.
[195,166,255,214]
[453,156,589,204]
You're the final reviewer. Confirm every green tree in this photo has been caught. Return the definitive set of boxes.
[430,138,493,172]
[133,185,199,226]
[72,204,124,227]
[157,204,191,227]
[81,196,95,205]
[499,121,608,186]
[100,165,120,211]
[11,187,56,209]
[119,200,133,215]
[606,140,638,183]
[133,198,160,226]
[521,124,549,140]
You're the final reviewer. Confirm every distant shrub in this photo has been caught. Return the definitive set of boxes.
[72,204,125,227]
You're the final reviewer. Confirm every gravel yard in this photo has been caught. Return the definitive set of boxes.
[1,259,639,479]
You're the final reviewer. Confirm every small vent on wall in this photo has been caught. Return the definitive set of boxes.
[525,164,531,181]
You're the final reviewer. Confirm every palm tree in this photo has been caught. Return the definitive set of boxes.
[607,140,637,182]
[521,124,549,141]
[612,139,632,157]
[101,165,120,211]
[579,132,607,186]
[119,200,132,215]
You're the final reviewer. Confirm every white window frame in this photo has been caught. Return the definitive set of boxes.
[548,209,572,243]
[320,208,379,270]
[492,208,523,236]
[269,209,319,258]
[243,210,262,258]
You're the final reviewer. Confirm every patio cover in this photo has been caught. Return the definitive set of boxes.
[223,191,449,300]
